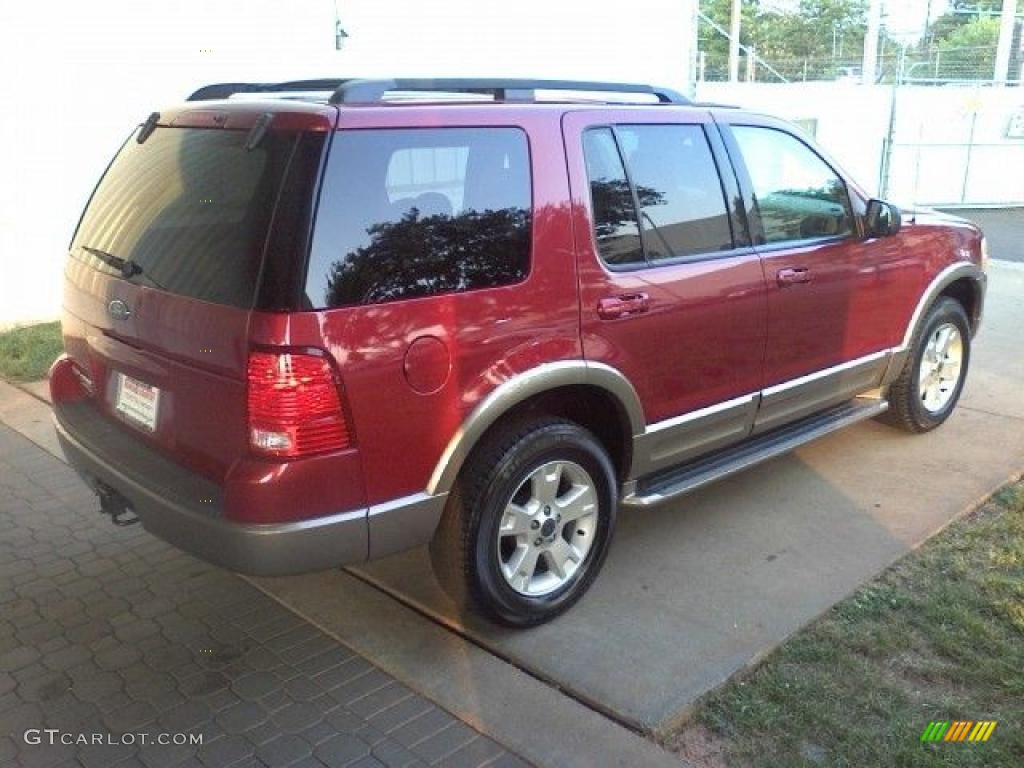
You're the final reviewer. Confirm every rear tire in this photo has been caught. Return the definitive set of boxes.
[884,297,970,433]
[429,416,617,627]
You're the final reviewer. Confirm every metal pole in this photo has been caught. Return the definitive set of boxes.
[729,0,742,83]
[962,107,978,203]
[686,0,699,98]
[994,0,1017,84]
[879,46,905,197]
[864,0,883,84]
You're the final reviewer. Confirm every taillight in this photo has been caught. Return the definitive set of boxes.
[49,355,94,403]
[246,351,351,458]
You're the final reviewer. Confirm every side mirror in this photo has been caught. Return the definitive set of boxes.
[865,199,902,237]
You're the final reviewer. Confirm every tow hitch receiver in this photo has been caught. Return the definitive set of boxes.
[96,482,140,526]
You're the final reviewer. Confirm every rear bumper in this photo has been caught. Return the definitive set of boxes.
[53,403,446,576]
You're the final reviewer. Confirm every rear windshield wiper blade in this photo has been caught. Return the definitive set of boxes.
[80,246,143,279]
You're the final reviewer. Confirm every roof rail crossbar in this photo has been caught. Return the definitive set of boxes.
[187,79,352,101]
[328,78,690,105]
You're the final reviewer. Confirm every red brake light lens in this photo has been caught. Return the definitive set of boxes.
[49,355,94,404]
[247,351,351,458]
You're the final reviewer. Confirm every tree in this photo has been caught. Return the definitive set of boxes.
[698,0,869,81]
[936,17,1001,79]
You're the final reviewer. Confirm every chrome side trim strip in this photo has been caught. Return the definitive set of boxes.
[762,350,889,398]
[632,394,759,476]
[755,350,890,434]
[645,393,758,434]
[367,491,436,518]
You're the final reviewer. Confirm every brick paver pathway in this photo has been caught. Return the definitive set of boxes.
[0,423,528,768]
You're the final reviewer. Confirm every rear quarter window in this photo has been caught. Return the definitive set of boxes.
[304,127,531,308]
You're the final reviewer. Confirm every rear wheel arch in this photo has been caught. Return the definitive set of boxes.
[426,361,643,496]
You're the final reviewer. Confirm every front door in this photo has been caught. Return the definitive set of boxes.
[563,110,769,476]
[721,121,909,432]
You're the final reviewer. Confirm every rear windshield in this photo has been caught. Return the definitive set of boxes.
[70,126,319,309]
[304,127,532,309]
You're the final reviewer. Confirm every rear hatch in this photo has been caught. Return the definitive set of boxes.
[60,104,333,483]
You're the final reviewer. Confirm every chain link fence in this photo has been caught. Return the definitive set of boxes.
[695,11,1024,207]
[697,46,1022,85]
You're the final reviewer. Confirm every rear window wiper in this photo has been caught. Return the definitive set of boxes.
[80,246,143,279]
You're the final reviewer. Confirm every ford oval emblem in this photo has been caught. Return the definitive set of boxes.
[108,299,131,321]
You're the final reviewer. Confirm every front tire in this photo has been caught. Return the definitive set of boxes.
[429,416,617,627]
[885,297,971,433]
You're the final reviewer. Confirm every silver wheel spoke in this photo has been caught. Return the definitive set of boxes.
[556,484,596,523]
[500,503,534,537]
[545,539,581,580]
[531,463,563,505]
[937,326,954,355]
[505,545,541,592]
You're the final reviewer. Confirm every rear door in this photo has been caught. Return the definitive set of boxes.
[563,110,769,475]
[62,115,328,482]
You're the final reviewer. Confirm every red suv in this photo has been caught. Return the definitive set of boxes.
[52,79,987,626]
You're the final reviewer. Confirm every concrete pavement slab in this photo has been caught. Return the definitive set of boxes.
[344,261,1024,733]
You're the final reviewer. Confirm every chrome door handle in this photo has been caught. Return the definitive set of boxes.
[777,267,811,286]
[597,293,650,320]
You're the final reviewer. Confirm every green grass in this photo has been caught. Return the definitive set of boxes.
[670,480,1024,768]
[0,322,63,382]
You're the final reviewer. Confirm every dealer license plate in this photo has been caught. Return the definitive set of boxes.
[114,373,160,432]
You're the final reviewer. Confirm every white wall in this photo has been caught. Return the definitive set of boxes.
[697,81,891,196]
[0,0,697,329]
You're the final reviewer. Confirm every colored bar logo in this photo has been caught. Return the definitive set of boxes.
[921,721,997,742]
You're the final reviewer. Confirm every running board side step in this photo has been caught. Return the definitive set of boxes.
[621,398,888,509]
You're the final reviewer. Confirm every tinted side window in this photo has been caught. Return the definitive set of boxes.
[305,128,531,308]
[732,126,853,245]
[615,125,733,260]
[582,128,644,267]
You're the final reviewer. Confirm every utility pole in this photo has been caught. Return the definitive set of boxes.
[994,0,1018,84]
[729,0,742,83]
[863,0,882,84]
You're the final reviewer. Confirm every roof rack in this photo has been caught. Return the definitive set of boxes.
[187,79,350,101]
[186,78,690,105]
[330,78,689,104]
